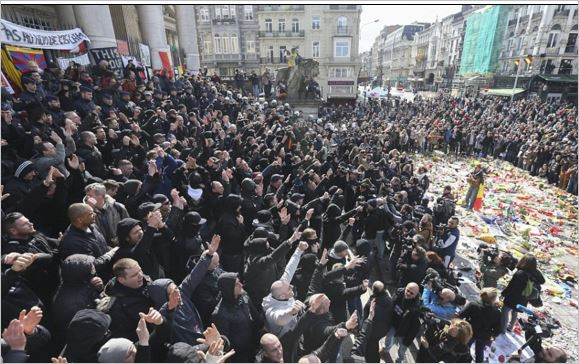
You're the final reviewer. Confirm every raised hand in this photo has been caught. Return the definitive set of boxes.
[305,208,314,221]
[2,319,26,351]
[196,323,221,347]
[279,207,290,225]
[67,154,80,170]
[207,235,221,255]
[298,241,309,252]
[18,306,43,335]
[319,249,328,266]
[289,229,301,243]
[146,210,163,229]
[44,166,55,186]
[51,357,69,363]
[0,184,10,201]
[345,255,366,270]
[345,311,358,330]
[139,307,163,325]
[90,276,104,291]
[50,131,62,144]
[135,317,149,346]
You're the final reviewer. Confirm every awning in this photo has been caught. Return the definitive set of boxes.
[536,74,578,83]
[485,88,526,97]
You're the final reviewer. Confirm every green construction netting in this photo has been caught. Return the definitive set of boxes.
[460,5,510,76]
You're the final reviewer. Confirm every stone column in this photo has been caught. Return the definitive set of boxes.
[57,5,77,29]
[73,5,117,48]
[176,5,201,73]
[137,5,171,70]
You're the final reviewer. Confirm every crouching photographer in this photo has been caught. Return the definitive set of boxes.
[508,308,566,363]
[477,243,517,288]
[416,318,473,363]
[421,268,465,320]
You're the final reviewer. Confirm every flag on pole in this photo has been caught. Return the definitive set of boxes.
[5,45,46,72]
[473,183,484,211]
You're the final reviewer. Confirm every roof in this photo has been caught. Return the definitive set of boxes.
[485,88,526,97]
[536,74,578,83]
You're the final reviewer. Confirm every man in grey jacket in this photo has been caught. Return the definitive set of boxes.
[262,240,309,337]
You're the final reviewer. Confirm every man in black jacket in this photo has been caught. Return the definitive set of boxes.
[458,287,502,363]
[363,281,393,363]
[98,258,166,342]
[383,282,421,363]
[212,271,263,363]
[59,203,117,279]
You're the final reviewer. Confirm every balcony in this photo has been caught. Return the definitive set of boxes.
[519,14,529,23]
[203,54,242,62]
[532,12,542,21]
[508,18,517,27]
[336,26,350,36]
[257,5,304,11]
[258,30,305,38]
[212,17,236,25]
[553,9,570,17]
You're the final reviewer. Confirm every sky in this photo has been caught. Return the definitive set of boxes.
[360,5,462,53]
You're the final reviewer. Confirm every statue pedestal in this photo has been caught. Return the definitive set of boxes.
[285,97,322,117]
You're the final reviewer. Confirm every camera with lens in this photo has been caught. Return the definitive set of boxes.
[421,268,466,306]
[517,314,560,357]
[477,243,518,271]
[434,223,448,239]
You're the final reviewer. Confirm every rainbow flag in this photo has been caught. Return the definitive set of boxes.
[473,183,485,211]
[5,45,46,72]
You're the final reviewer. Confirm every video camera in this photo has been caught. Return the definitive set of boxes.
[421,268,466,306]
[515,305,561,357]
[477,243,518,271]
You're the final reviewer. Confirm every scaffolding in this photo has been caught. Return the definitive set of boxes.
[459,5,510,76]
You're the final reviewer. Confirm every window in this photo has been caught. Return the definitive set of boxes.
[278,19,286,32]
[203,38,212,54]
[244,5,253,21]
[292,19,299,33]
[547,33,559,48]
[329,67,351,78]
[265,19,273,32]
[337,17,348,34]
[559,59,573,74]
[279,46,287,63]
[231,34,238,53]
[312,41,320,58]
[268,46,274,63]
[200,8,210,22]
[540,59,555,74]
[214,34,222,54]
[334,39,350,57]
[215,7,221,19]
[230,6,236,19]
[247,40,256,53]
[223,35,230,54]
[222,6,229,19]
[312,16,320,30]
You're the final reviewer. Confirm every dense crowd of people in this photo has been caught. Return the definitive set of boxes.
[1,59,575,363]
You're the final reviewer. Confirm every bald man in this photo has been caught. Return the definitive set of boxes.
[258,333,284,363]
[262,241,308,337]
[59,203,117,278]
[382,282,422,362]
[422,281,459,320]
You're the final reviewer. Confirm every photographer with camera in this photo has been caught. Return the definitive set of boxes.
[433,216,460,268]
[501,254,545,333]
[396,245,428,288]
[387,220,416,285]
[477,244,514,288]
[458,287,502,363]
[422,276,459,320]
[507,315,567,363]
[417,318,473,363]
[433,185,455,226]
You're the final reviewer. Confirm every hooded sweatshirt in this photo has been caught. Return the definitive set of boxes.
[52,254,100,336]
[61,309,112,363]
[112,218,162,280]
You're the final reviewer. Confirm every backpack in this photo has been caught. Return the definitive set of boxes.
[522,277,542,307]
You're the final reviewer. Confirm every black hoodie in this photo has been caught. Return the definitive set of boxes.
[52,254,100,341]
[61,309,112,363]
[217,195,246,256]
[112,218,163,280]
[212,272,262,363]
